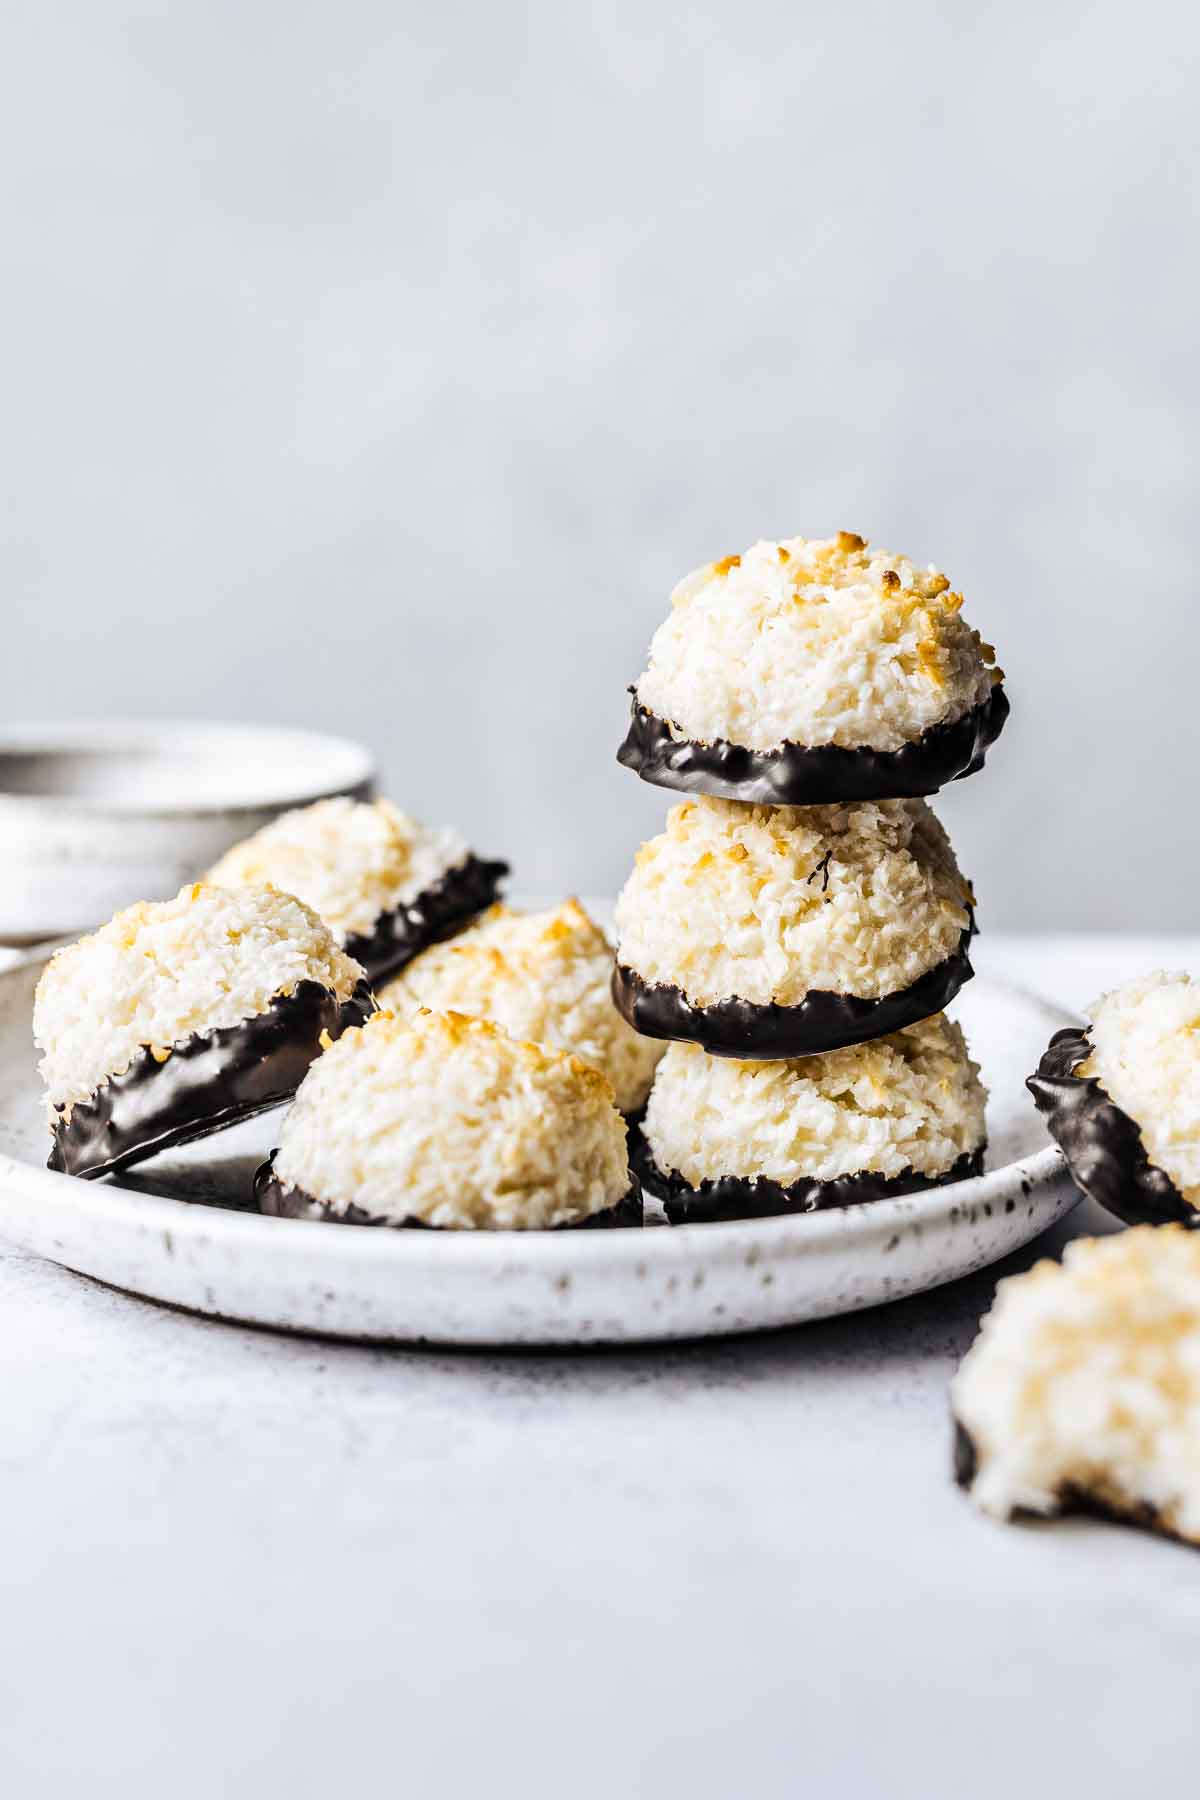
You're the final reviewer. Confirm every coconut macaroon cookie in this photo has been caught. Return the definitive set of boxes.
[613,795,975,1058]
[256,1009,641,1231]
[1028,973,1200,1230]
[379,899,663,1115]
[634,1014,986,1224]
[35,883,372,1179]
[207,796,508,984]
[619,531,1008,805]
[953,1227,1200,1548]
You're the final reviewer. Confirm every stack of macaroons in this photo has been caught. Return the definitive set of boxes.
[953,1226,1200,1547]
[619,531,1007,806]
[614,529,1003,1222]
[1028,972,1200,1230]
[207,796,508,984]
[256,1009,641,1231]
[35,527,1005,1239]
[380,898,663,1117]
[34,882,373,1178]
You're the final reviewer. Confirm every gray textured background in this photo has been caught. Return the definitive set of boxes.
[2,1,1197,925]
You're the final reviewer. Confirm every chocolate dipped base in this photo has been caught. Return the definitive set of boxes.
[953,1419,1198,1551]
[633,1132,984,1225]
[255,1155,644,1230]
[612,929,975,1059]
[616,684,1009,806]
[1027,1028,1199,1229]
[49,979,376,1182]
[623,1101,648,1161]
[344,854,510,984]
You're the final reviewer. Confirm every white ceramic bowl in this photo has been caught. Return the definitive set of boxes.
[0,720,374,943]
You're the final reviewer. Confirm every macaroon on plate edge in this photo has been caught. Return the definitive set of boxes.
[0,950,1079,1346]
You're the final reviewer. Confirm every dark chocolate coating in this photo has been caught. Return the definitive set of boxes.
[344,855,509,983]
[616,684,1009,805]
[952,1417,1197,1550]
[612,927,975,1059]
[953,1418,979,1488]
[1026,1027,1199,1229]
[632,1131,984,1225]
[255,1155,643,1230]
[49,979,376,1181]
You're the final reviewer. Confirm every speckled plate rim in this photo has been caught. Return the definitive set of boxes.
[0,953,1079,1345]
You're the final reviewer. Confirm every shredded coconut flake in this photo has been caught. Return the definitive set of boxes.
[1077,971,1200,1211]
[614,795,971,1007]
[34,883,362,1118]
[207,796,468,941]
[379,899,662,1113]
[643,1014,985,1187]
[953,1226,1200,1543]
[272,1009,631,1230]
[635,532,998,752]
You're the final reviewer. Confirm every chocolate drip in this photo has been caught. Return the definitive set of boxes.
[952,1415,1198,1549]
[632,1131,984,1224]
[953,1418,979,1489]
[255,1154,643,1230]
[616,685,1009,805]
[1051,1486,1197,1547]
[612,928,975,1059]
[344,855,509,983]
[1027,1028,1199,1229]
[49,979,376,1181]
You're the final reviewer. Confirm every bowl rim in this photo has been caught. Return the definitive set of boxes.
[0,719,376,819]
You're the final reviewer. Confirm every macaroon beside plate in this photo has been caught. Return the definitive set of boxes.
[0,951,1078,1345]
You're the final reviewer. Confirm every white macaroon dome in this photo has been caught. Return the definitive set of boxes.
[1077,971,1200,1212]
[34,882,363,1120]
[634,531,1001,754]
[953,1226,1200,1545]
[642,1014,985,1190]
[379,898,663,1114]
[207,796,470,943]
[614,795,972,1009]
[270,1009,632,1231]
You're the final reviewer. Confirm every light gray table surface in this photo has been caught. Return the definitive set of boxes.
[3,935,1198,1798]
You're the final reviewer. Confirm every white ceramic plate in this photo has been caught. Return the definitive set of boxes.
[0,950,1078,1344]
